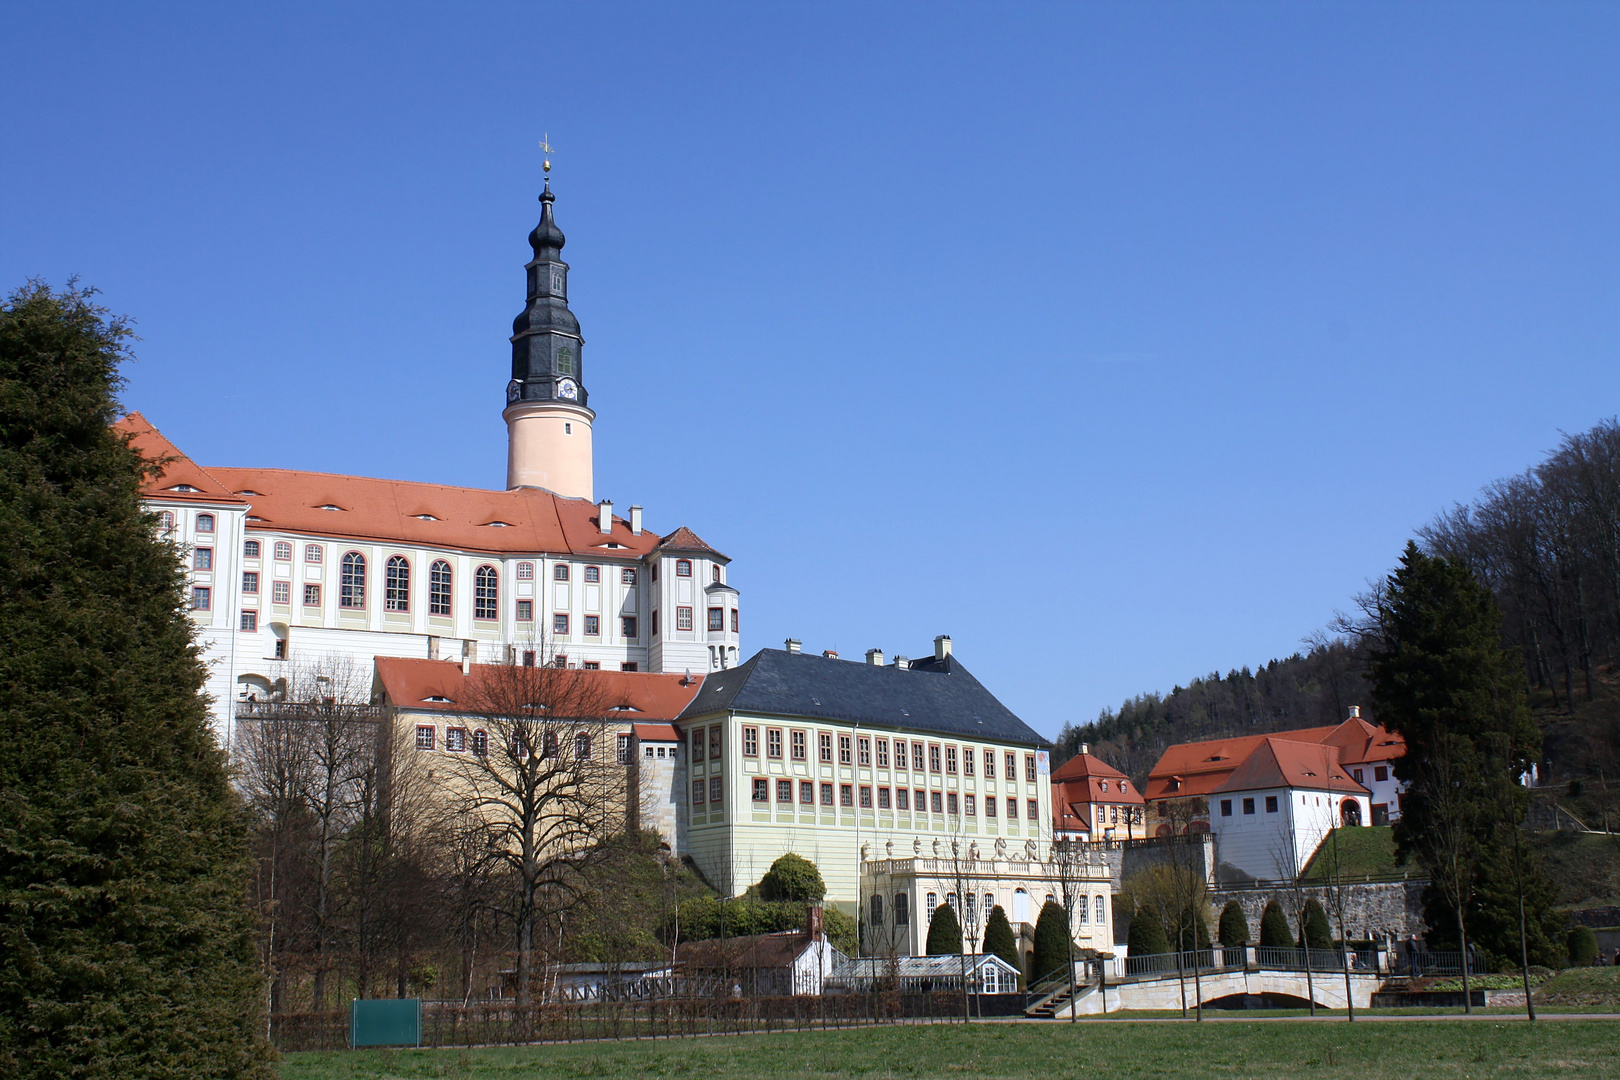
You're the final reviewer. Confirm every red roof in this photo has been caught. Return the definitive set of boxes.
[632,722,680,742]
[1143,726,1340,800]
[1050,750,1145,826]
[1320,716,1405,766]
[374,658,703,718]
[115,413,247,505]
[657,526,728,561]
[1211,737,1369,796]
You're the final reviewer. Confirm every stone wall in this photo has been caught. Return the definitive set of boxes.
[1208,879,1427,942]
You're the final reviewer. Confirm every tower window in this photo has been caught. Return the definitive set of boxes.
[564,423,572,435]
[429,560,452,615]
[675,559,692,577]
[473,565,498,620]
[707,607,724,631]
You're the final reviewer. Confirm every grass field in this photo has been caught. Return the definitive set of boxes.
[1301,826,1405,879]
[280,1017,1619,1080]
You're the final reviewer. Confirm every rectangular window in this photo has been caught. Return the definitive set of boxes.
[1374,766,1388,782]
[708,726,721,759]
[692,779,705,806]
[621,616,637,638]
[985,796,997,817]
[274,541,292,561]
[516,600,533,621]
[752,778,768,802]
[946,792,958,815]
[914,788,925,810]
[820,783,834,807]
[777,779,793,803]
[791,730,806,761]
[743,726,758,756]
[676,606,693,631]
[965,794,976,815]
[554,564,569,581]
[1006,752,1017,780]
[875,739,889,768]
[708,607,724,631]
[446,727,467,752]
[516,562,533,580]
[984,749,996,778]
[800,780,814,804]
[1028,799,1039,820]
[1026,755,1037,782]
[929,745,941,773]
[731,608,739,633]
[584,565,600,583]
[691,729,704,761]
[946,746,958,774]
[415,725,435,751]
[896,788,909,810]
[766,728,782,759]
[878,787,891,809]
[819,732,833,763]
[620,661,638,671]
[582,661,600,670]
[584,615,600,636]
[472,729,488,756]
[242,571,258,594]
[621,568,636,585]
[302,584,320,606]
[963,748,975,776]
[838,734,852,765]
[273,638,286,659]
[859,785,872,808]
[1265,795,1279,813]
[553,613,569,634]
[1242,797,1256,815]
[857,737,871,766]
[305,544,322,563]
[240,610,257,632]
[912,743,925,770]
[615,733,630,763]
[193,547,212,571]
[1007,797,1018,819]
[840,784,854,807]
[1220,799,1233,817]
[650,609,658,636]
[931,791,943,814]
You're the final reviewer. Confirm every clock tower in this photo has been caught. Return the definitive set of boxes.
[504,178,595,498]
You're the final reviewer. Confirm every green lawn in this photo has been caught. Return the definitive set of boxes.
[1301,827,1405,879]
[1537,967,1620,1008]
[280,1018,1619,1080]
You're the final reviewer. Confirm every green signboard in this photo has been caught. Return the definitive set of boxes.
[350,998,421,1048]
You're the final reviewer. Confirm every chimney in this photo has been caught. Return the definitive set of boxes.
[1348,705,1361,720]
[785,638,801,654]
[865,648,884,667]
[822,649,839,660]
[934,635,952,661]
[893,655,910,670]
[629,504,643,536]
[806,903,824,942]
[461,654,472,676]
[1080,743,1090,756]
[598,499,613,534]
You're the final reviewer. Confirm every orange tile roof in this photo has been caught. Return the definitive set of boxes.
[632,722,680,742]
[115,413,247,505]
[1320,716,1405,766]
[375,658,703,719]
[1211,737,1369,796]
[656,525,727,560]
[1143,726,1340,800]
[1050,751,1145,819]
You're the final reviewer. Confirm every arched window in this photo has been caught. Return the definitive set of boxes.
[385,555,410,612]
[870,895,884,926]
[340,552,366,608]
[474,565,498,620]
[274,541,292,561]
[243,539,260,558]
[429,560,452,616]
[675,559,692,577]
[574,732,591,760]
[196,513,214,533]
[894,893,909,926]
[157,511,174,536]
[516,561,534,580]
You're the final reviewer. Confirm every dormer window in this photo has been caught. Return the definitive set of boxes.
[235,489,263,497]
[167,484,200,493]
[316,504,343,512]
[482,521,513,528]
[414,514,439,522]
[422,695,454,703]
[1099,780,1108,792]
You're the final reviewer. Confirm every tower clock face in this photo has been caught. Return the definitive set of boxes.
[556,378,578,401]
[506,379,523,404]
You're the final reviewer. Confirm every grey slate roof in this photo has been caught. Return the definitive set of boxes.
[676,648,1047,747]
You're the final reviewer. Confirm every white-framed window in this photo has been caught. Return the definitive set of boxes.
[340,551,366,608]
[554,564,570,581]
[516,600,533,621]
[445,727,467,752]
[708,607,724,631]
[472,729,488,756]
[516,561,534,580]
[305,544,322,563]
[190,586,210,611]
[196,513,214,533]
[1094,895,1106,924]
[709,776,722,803]
[240,610,257,632]
[242,571,258,595]
[385,555,410,611]
[193,547,212,571]
[429,560,452,615]
[415,725,435,751]
[584,615,599,636]
[272,581,290,605]
[553,613,569,634]
[274,541,292,560]
[676,606,693,631]
[574,732,592,760]
[474,565,498,620]
[743,727,758,756]
[157,511,175,535]
[621,568,637,585]
[303,583,321,606]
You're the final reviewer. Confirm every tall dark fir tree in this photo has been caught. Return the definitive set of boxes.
[0,284,270,1078]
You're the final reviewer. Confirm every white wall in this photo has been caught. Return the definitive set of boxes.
[1211,787,1373,881]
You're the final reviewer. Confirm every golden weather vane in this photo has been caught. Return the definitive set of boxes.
[539,133,554,174]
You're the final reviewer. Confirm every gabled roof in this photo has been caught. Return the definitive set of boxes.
[656,526,728,561]
[116,413,247,505]
[374,658,703,718]
[676,931,818,971]
[1320,716,1406,766]
[676,648,1046,747]
[1211,737,1368,796]
[203,466,659,559]
[1051,750,1145,809]
[1143,726,1340,800]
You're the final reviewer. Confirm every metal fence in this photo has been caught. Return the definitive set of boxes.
[1400,950,1487,977]
[1121,947,1371,977]
[270,991,970,1053]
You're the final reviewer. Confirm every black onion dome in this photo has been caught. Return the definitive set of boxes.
[528,185,566,260]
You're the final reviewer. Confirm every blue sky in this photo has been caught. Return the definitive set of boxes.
[5,3,1619,739]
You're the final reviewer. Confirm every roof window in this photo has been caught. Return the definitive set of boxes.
[482,521,514,528]
[167,484,200,492]
[422,695,454,703]
[235,489,263,496]
[316,504,344,512]
[415,514,439,522]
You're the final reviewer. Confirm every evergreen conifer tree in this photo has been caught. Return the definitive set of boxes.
[1258,899,1292,948]
[982,905,1020,975]
[1218,900,1250,946]
[1127,902,1169,957]
[1030,901,1071,984]
[1299,898,1333,951]
[0,283,269,1078]
[1566,926,1598,967]
[925,902,962,955]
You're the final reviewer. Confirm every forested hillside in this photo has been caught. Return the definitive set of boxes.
[1061,418,1620,791]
